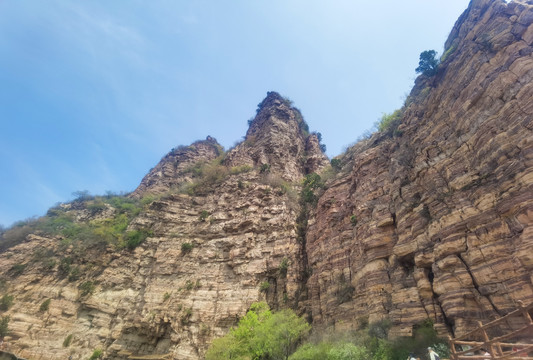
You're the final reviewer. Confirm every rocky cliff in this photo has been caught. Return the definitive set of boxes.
[305,0,533,338]
[0,0,532,359]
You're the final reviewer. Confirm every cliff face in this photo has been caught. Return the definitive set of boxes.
[0,93,324,360]
[0,0,532,359]
[305,0,533,337]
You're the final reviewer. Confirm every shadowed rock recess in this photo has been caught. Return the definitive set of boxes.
[0,0,532,358]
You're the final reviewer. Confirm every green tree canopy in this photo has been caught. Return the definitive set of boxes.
[415,50,439,76]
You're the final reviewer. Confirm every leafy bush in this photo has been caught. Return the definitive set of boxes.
[300,173,324,206]
[328,342,369,360]
[124,228,152,250]
[0,294,14,311]
[377,109,403,134]
[331,158,342,171]
[206,302,310,360]
[39,298,51,312]
[260,163,271,174]
[350,215,358,227]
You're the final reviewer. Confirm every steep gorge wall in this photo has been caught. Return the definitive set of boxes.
[0,95,327,360]
[305,0,533,338]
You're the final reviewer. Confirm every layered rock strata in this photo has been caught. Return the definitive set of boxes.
[305,0,533,338]
[0,95,323,359]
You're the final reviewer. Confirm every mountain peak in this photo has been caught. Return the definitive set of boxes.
[225,92,329,181]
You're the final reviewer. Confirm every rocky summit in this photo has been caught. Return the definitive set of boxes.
[0,0,532,359]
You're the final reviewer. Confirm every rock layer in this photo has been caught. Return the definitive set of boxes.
[305,0,533,338]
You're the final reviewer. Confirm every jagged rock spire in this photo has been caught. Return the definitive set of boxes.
[225,91,329,182]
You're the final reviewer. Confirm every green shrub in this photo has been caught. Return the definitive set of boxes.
[350,215,358,227]
[377,109,403,133]
[289,342,330,360]
[124,228,152,250]
[163,292,171,301]
[230,165,253,175]
[68,267,81,282]
[63,334,73,347]
[260,163,271,174]
[79,281,95,297]
[58,257,72,276]
[0,294,14,311]
[440,43,457,63]
[199,210,210,221]
[279,258,289,278]
[260,281,270,292]
[181,242,194,254]
[301,173,324,206]
[331,158,341,171]
[87,201,106,215]
[0,315,10,337]
[181,308,193,325]
[185,280,195,291]
[328,342,369,360]
[206,302,310,360]
[10,263,26,276]
[39,298,51,312]
[88,349,102,360]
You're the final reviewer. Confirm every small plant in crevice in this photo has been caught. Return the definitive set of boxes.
[88,349,102,360]
[63,334,73,347]
[260,163,271,174]
[181,242,194,254]
[278,258,289,278]
[199,210,210,221]
[124,228,153,250]
[260,281,270,292]
[163,292,171,302]
[79,281,95,297]
[350,215,358,227]
[181,307,193,325]
[39,298,51,312]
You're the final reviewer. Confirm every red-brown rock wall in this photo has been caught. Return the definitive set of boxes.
[305,0,533,338]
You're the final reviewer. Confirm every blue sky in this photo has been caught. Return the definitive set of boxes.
[0,0,471,227]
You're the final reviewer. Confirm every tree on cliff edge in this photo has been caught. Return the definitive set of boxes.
[416,50,439,76]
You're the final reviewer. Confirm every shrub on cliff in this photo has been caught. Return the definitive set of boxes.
[206,302,310,360]
[0,294,13,311]
[0,315,9,337]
